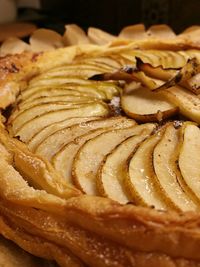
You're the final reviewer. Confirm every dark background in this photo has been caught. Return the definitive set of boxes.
[20,0,200,34]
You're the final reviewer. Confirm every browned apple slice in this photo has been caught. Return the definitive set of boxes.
[71,124,149,195]
[136,58,177,80]
[125,128,168,210]
[153,58,200,94]
[35,117,136,162]
[10,103,109,138]
[153,123,199,211]
[26,117,100,146]
[96,123,156,203]
[179,123,200,202]
[121,87,178,122]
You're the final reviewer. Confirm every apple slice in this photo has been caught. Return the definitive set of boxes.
[179,123,200,202]
[35,66,108,80]
[27,116,100,150]
[96,123,156,203]
[164,86,200,124]
[121,50,187,69]
[79,56,122,69]
[18,95,96,110]
[19,87,106,103]
[21,81,120,102]
[125,128,168,210]
[88,27,116,45]
[35,117,136,162]
[121,87,178,122]
[28,75,92,90]
[10,102,109,136]
[37,62,113,78]
[29,67,106,85]
[153,123,199,211]
[29,76,95,88]
[72,124,148,196]
[52,118,136,184]
[52,128,109,184]
[10,101,98,122]
[10,101,109,133]
[21,84,107,101]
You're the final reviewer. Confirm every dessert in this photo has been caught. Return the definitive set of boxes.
[0,24,200,266]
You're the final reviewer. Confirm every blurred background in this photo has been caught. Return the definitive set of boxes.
[0,0,200,41]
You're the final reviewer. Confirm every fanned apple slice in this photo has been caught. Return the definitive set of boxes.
[125,128,168,210]
[20,87,106,103]
[153,123,199,212]
[164,86,200,124]
[28,75,92,90]
[121,50,187,69]
[10,103,85,128]
[85,60,117,70]
[179,123,200,202]
[63,23,90,45]
[10,102,109,134]
[35,66,109,80]
[11,103,109,138]
[22,82,120,101]
[10,101,98,123]
[52,128,113,183]
[153,58,200,94]
[27,116,99,150]
[119,24,146,40]
[136,58,177,80]
[29,76,96,88]
[88,27,116,45]
[71,124,149,195]
[18,95,96,110]
[37,62,113,78]
[52,119,135,184]
[121,87,178,122]
[21,85,107,101]
[79,56,122,69]
[96,123,156,203]
[29,68,106,85]
[153,50,187,69]
[121,50,161,67]
[36,117,136,161]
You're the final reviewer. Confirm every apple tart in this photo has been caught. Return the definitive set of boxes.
[1,24,200,267]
